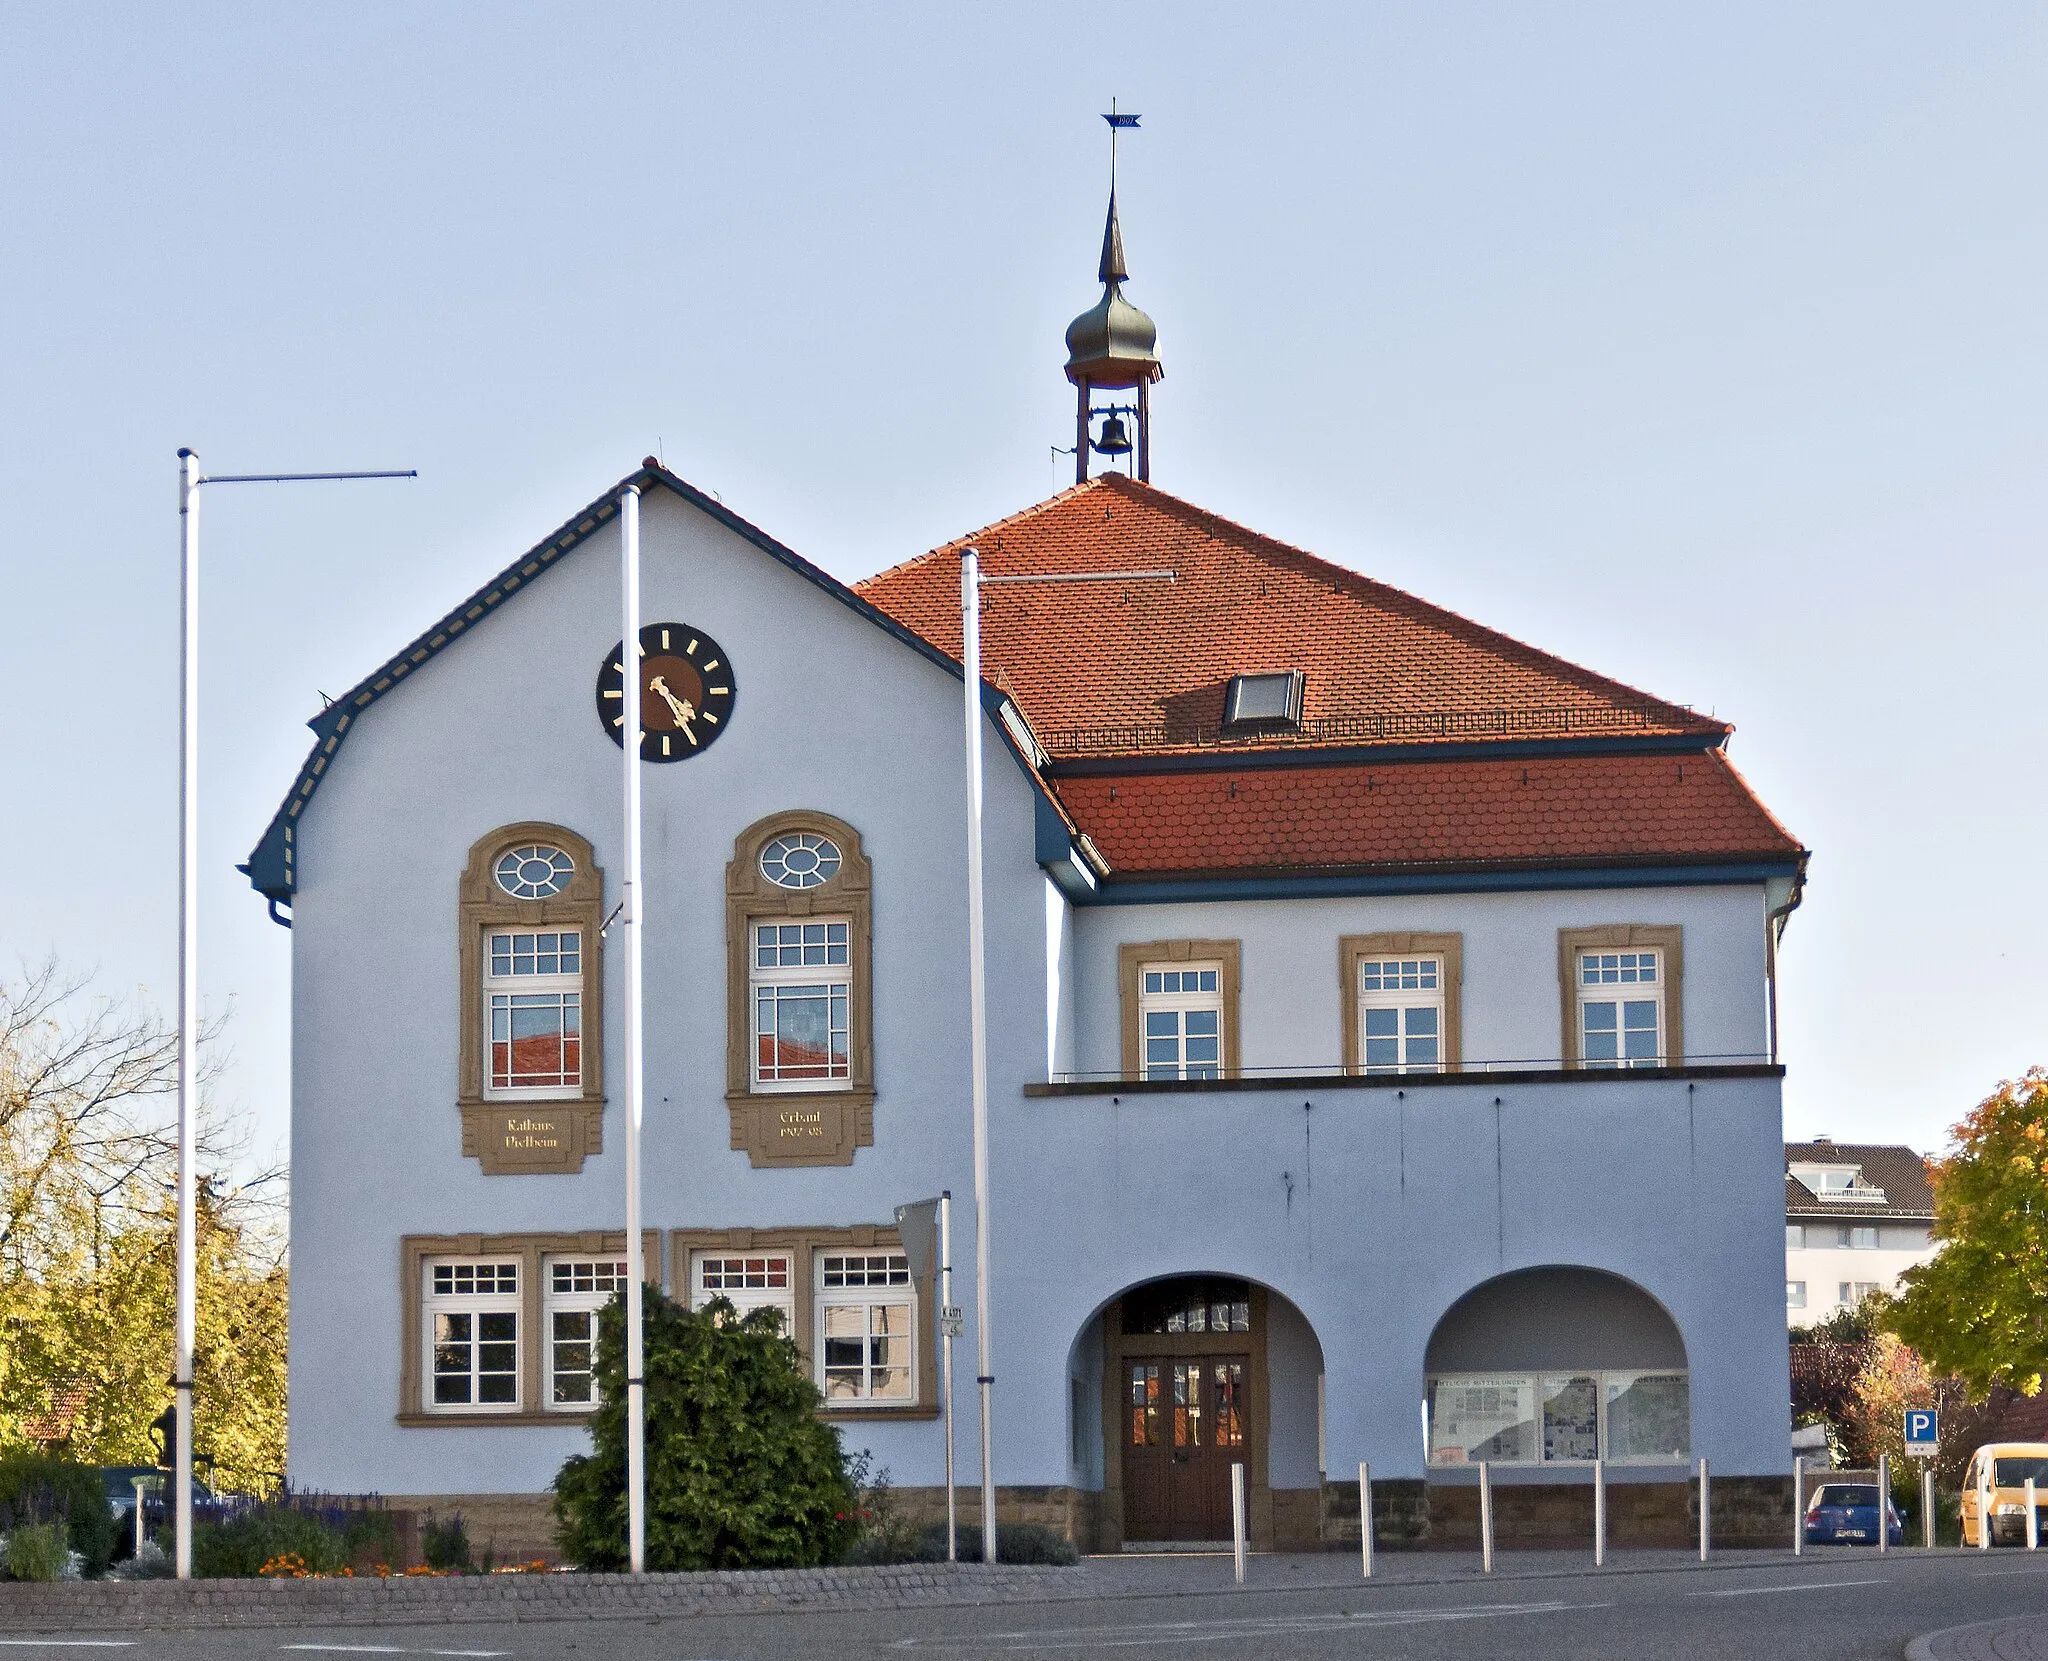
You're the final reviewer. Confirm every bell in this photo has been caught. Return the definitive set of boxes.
[1092,413,1133,456]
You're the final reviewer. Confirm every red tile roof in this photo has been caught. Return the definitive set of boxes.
[858,475,1724,759]
[1053,749,1801,877]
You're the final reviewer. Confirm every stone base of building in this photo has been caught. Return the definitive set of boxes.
[382,1493,562,1566]
[1318,1475,1794,1550]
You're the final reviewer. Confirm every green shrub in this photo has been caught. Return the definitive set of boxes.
[553,1287,859,1571]
[4,1521,70,1582]
[191,1507,347,1578]
[0,1459,116,1578]
[845,1520,1079,1567]
[421,1514,471,1572]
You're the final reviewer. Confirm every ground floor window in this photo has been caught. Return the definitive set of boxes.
[691,1251,796,1334]
[817,1253,915,1403]
[424,1259,521,1412]
[1427,1370,1689,1466]
[543,1256,628,1409]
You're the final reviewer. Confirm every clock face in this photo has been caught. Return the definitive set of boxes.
[595,623,737,762]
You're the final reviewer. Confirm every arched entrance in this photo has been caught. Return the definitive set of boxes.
[1072,1274,1326,1550]
[1424,1266,1690,1470]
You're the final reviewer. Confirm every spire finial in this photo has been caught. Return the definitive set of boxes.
[1099,102,1139,284]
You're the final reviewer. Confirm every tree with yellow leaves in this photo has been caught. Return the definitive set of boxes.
[0,959,285,1491]
[1887,1069,2048,1401]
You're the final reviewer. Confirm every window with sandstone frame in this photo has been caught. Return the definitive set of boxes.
[1339,933,1463,1075]
[1117,940,1242,1082]
[1556,926,1684,1069]
[724,811,875,1167]
[457,823,606,1175]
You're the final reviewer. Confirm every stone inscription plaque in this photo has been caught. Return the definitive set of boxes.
[728,1094,872,1168]
[461,1103,599,1175]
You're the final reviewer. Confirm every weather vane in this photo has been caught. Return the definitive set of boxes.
[1103,99,1140,190]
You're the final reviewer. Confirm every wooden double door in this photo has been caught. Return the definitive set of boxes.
[1122,1354,1249,1542]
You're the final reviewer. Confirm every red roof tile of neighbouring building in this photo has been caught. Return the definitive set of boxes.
[1054,748,1802,878]
[858,474,1725,759]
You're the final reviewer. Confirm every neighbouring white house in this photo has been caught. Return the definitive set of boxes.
[1785,1140,1939,1327]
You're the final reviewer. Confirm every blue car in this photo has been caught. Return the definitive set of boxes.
[1804,1482,1904,1546]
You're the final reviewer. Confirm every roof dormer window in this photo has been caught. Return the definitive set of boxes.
[1222,671,1304,731]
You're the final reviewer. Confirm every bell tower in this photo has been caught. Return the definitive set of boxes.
[1064,109,1163,485]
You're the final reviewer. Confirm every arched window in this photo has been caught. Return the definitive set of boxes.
[724,811,874,1167]
[457,822,606,1175]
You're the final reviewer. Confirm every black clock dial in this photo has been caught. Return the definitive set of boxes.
[595,623,737,762]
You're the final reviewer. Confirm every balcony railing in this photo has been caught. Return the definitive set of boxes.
[1036,1051,1778,1088]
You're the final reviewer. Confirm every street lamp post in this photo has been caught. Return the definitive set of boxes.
[172,450,412,1579]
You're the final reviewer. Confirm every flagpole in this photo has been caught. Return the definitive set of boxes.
[960,545,997,1563]
[621,486,646,1575]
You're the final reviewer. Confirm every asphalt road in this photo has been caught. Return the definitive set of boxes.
[9,1550,2048,1660]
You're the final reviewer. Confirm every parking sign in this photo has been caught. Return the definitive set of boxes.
[1904,1409,1938,1455]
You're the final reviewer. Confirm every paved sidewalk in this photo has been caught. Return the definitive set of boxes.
[1910,1616,2048,1660]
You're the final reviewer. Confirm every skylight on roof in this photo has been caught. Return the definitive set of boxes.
[1222,671,1304,730]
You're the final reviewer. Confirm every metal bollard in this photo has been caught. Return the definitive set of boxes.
[1479,1460,1495,1573]
[2029,1478,2039,1551]
[1923,1466,1935,1550]
[1231,1461,1247,1585]
[1593,1457,1606,1568]
[1878,1453,1889,1555]
[1359,1461,1374,1579]
[1793,1455,1804,1556]
[1698,1457,1711,1562]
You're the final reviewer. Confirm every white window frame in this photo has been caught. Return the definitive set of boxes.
[815,1252,917,1405]
[1787,1281,1807,1309]
[1576,949,1666,1069]
[691,1250,797,1335]
[1848,1226,1878,1250]
[1840,1280,1882,1306]
[1138,963,1224,1081]
[482,927,584,1099]
[1787,1224,1806,1250]
[1357,955,1445,1075]
[750,918,853,1093]
[541,1255,628,1412]
[422,1257,522,1414]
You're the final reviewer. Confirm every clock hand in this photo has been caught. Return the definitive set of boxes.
[647,674,692,726]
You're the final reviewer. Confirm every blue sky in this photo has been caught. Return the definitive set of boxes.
[3,3,2043,1170]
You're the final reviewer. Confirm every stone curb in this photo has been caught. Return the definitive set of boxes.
[1905,1615,2048,1661]
[0,1563,1073,1632]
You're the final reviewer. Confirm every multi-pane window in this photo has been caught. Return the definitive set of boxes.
[1428,1370,1689,1466]
[692,1252,796,1333]
[543,1257,627,1410]
[485,930,582,1094]
[1358,957,1444,1074]
[1839,1281,1882,1306]
[1786,1225,1806,1250]
[425,1260,520,1411]
[1787,1281,1807,1309]
[1846,1226,1878,1250]
[817,1253,915,1403]
[1139,966,1223,1080]
[1577,950,1664,1068]
[752,921,851,1089]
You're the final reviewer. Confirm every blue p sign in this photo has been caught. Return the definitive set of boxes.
[1904,1409,1938,1451]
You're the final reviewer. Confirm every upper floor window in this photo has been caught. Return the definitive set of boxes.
[724,813,876,1167]
[485,930,583,1094]
[1140,965,1224,1080]
[1359,956,1443,1074]
[1558,927,1683,1071]
[1577,949,1664,1068]
[752,921,851,1089]
[1118,940,1241,1083]
[1787,1225,1806,1250]
[1787,1281,1807,1309]
[494,844,575,900]
[457,825,606,1176]
[544,1256,627,1410]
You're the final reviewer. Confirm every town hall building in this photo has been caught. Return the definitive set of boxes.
[247,187,1809,1554]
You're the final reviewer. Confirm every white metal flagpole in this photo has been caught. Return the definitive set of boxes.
[174,448,200,1581]
[621,486,646,1575]
[941,1190,958,1564]
[959,545,997,1564]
